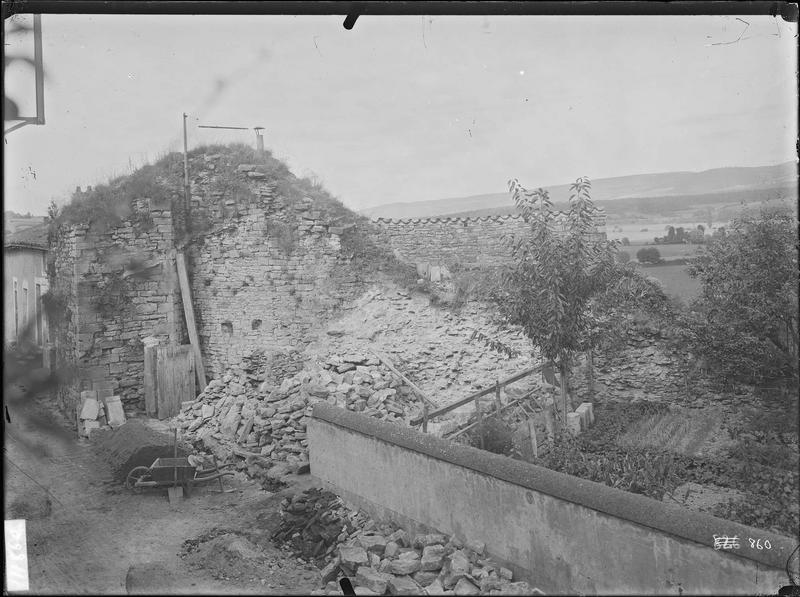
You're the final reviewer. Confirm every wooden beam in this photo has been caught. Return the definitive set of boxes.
[411,364,542,425]
[446,398,524,440]
[371,350,437,408]
[175,252,207,390]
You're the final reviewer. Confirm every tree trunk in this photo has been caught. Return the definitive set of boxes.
[559,353,571,430]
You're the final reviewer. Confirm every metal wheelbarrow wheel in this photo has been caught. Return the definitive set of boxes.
[126,466,151,492]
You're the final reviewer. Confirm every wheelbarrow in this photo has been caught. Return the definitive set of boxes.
[125,455,234,498]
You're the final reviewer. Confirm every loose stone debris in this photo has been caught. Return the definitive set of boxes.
[271,488,546,596]
[176,353,428,485]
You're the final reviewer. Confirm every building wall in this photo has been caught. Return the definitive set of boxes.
[48,202,183,416]
[373,214,606,268]
[309,403,794,596]
[3,247,48,347]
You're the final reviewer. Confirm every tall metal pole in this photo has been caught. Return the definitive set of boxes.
[182,113,191,239]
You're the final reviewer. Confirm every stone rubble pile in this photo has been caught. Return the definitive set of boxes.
[174,352,425,482]
[308,285,537,408]
[271,489,545,596]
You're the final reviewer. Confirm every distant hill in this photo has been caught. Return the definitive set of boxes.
[435,185,798,220]
[362,161,798,219]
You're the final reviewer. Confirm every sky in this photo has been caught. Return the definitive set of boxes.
[3,13,798,216]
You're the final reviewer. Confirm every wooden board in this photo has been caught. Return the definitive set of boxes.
[143,343,159,417]
[175,252,206,390]
[156,344,196,420]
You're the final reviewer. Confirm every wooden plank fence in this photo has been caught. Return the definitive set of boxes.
[145,343,196,420]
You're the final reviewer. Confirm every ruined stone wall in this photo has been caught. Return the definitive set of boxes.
[186,158,373,384]
[48,201,183,416]
[48,225,82,414]
[373,214,606,268]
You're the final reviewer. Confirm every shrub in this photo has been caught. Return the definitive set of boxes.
[636,247,662,264]
[468,417,515,456]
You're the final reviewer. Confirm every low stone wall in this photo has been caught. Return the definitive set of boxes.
[373,214,606,268]
[309,403,794,595]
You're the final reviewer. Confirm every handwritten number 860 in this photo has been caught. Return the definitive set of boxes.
[749,538,771,549]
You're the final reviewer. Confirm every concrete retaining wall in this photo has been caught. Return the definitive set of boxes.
[309,403,795,595]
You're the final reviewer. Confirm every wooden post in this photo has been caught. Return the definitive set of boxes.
[422,404,429,433]
[143,341,158,417]
[494,381,502,417]
[528,417,538,459]
[475,396,484,449]
[175,252,206,390]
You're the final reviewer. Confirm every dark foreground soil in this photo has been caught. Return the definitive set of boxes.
[4,393,321,595]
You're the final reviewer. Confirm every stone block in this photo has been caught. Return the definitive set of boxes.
[319,559,340,584]
[105,396,126,427]
[420,544,445,571]
[387,575,421,596]
[442,551,471,588]
[82,420,101,437]
[412,570,439,587]
[355,566,389,594]
[338,545,369,573]
[453,577,480,595]
[567,412,582,435]
[576,402,594,426]
[357,533,387,555]
[390,558,420,575]
[80,398,100,420]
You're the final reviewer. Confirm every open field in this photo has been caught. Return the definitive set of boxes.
[627,242,704,261]
[638,263,701,302]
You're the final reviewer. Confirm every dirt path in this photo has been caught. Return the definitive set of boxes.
[4,395,321,595]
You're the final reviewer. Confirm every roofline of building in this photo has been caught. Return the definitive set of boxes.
[4,242,48,252]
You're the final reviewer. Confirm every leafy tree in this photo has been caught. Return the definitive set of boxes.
[636,247,662,264]
[496,177,666,428]
[621,237,630,246]
[685,203,799,385]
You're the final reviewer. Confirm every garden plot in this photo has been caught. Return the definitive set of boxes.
[618,406,734,458]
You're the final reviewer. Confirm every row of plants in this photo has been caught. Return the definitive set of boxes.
[466,399,798,537]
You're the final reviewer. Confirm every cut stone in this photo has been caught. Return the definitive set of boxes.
[441,551,471,588]
[387,575,422,596]
[338,545,369,573]
[357,533,387,555]
[80,398,100,420]
[412,570,439,587]
[320,560,340,584]
[355,566,389,594]
[453,577,480,596]
[390,558,421,575]
[105,396,127,427]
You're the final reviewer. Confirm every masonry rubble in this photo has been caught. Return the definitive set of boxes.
[271,488,546,596]
[175,351,427,483]
[77,389,126,437]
